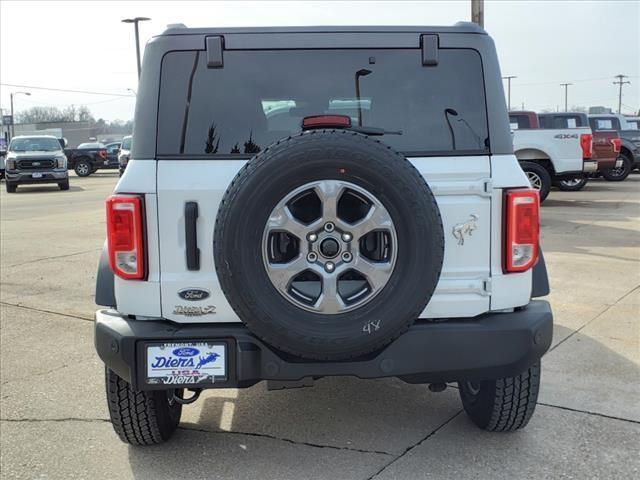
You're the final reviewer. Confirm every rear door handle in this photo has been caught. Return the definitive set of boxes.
[185,202,200,270]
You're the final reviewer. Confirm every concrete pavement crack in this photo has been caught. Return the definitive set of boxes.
[4,248,102,269]
[0,302,93,322]
[366,410,463,480]
[178,425,394,456]
[549,284,640,353]
[539,403,640,425]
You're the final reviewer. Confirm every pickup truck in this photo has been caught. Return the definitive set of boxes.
[64,142,109,177]
[588,114,640,181]
[538,112,621,189]
[509,111,592,201]
[95,23,552,446]
[4,135,69,192]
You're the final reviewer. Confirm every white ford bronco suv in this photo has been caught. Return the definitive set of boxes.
[95,23,552,445]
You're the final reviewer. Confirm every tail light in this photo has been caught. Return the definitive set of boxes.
[98,149,107,159]
[106,195,146,280]
[611,138,621,153]
[504,189,539,273]
[580,133,593,159]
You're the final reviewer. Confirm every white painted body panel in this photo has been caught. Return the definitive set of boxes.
[154,156,496,323]
[512,127,590,173]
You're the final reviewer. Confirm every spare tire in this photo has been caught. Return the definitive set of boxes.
[214,130,444,360]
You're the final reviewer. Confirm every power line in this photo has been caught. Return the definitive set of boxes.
[613,75,631,114]
[0,83,134,97]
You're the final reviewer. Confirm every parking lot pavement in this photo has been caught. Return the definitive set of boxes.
[1,173,639,479]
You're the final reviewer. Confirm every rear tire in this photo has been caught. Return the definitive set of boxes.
[601,153,632,181]
[459,362,541,432]
[5,182,17,193]
[520,161,551,203]
[58,179,70,191]
[74,160,92,177]
[557,176,587,191]
[105,368,182,445]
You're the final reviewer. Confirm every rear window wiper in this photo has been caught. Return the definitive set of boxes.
[349,125,403,136]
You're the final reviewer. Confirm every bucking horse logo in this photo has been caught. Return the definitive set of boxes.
[452,214,479,246]
[196,352,220,369]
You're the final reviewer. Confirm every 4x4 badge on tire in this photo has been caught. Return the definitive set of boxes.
[178,288,211,301]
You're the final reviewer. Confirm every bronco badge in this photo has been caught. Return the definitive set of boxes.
[178,288,211,301]
[173,305,217,316]
[452,214,478,245]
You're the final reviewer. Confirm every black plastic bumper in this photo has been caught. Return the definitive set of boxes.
[95,301,553,390]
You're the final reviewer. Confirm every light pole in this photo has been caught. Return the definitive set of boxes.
[122,17,150,79]
[502,76,517,111]
[355,69,372,126]
[471,0,484,28]
[560,83,573,112]
[10,91,31,139]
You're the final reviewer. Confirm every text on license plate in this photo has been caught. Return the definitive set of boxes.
[32,172,43,178]
[146,342,226,385]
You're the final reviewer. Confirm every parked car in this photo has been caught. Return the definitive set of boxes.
[117,135,132,175]
[588,113,640,181]
[104,142,122,169]
[0,147,6,179]
[95,23,552,445]
[4,135,69,192]
[538,112,621,190]
[64,142,108,177]
[509,111,592,201]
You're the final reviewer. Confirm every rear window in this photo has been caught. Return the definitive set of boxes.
[509,114,531,129]
[539,115,585,129]
[157,48,489,157]
[589,117,620,131]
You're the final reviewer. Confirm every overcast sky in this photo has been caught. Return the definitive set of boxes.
[1,0,639,121]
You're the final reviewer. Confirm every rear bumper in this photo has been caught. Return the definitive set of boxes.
[95,300,553,390]
[597,157,621,170]
[6,169,68,184]
[582,160,598,173]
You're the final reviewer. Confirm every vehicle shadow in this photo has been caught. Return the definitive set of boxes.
[126,325,639,479]
[11,185,84,193]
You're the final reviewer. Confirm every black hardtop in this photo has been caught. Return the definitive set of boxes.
[132,22,512,159]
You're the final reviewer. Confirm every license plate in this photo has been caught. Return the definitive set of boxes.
[146,342,226,386]
[32,172,43,178]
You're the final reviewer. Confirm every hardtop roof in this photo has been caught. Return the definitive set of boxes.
[160,22,486,37]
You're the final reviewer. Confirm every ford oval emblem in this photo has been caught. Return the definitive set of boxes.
[178,288,211,301]
[173,347,200,357]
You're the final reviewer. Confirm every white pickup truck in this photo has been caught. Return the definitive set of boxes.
[509,111,593,201]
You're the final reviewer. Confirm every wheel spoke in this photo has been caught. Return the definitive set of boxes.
[314,181,343,222]
[266,205,308,239]
[350,204,394,240]
[353,255,393,293]
[314,275,346,313]
[265,255,308,292]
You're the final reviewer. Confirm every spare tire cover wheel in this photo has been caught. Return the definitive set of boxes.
[214,130,444,361]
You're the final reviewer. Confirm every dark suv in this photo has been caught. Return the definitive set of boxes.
[4,135,69,192]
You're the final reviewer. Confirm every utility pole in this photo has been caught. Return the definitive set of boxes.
[502,76,517,111]
[613,74,630,114]
[122,17,151,79]
[560,83,573,112]
[471,0,484,28]
[9,91,31,140]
